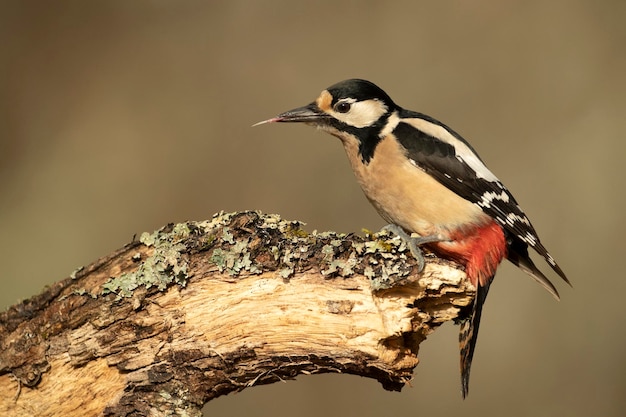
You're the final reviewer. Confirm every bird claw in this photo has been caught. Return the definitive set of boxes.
[382,224,444,273]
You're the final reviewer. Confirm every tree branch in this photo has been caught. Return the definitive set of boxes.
[0,211,473,417]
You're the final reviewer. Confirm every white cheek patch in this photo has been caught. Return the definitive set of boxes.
[331,99,388,128]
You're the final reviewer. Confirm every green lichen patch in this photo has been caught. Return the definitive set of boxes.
[198,211,421,290]
[361,229,417,290]
[101,211,423,299]
[321,251,358,277]
[70,266,84,280]
[209,237,261,276]
[102,223,191,299]
[197,211,312,280]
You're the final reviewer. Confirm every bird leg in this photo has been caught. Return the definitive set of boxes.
[382,224,447,272]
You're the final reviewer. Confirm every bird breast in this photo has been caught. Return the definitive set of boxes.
[340,133,489,237]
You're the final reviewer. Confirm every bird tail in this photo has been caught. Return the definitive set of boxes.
[458,280,491,399]
[506,237,565,301]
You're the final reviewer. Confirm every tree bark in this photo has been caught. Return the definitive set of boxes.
[0,211,473,417]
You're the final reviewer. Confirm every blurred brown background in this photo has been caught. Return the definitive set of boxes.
[1,1,624,416]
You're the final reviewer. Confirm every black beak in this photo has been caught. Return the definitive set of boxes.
[253,103,330,126]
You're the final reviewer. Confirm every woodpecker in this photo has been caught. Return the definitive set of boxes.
[255,79,570,398]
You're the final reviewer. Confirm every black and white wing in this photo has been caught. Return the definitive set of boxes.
[392,111,569,292]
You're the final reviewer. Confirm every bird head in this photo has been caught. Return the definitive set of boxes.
[254,79,397,132]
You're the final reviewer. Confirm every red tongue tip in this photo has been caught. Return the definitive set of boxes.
[252,117,281,127]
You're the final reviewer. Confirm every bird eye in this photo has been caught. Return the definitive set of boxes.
[334,101,351,113]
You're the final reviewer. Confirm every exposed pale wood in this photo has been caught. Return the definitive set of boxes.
[0,211,473,417]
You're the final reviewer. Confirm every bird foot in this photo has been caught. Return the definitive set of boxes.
[381,224,446,272]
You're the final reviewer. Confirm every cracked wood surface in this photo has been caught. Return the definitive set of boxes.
[0,211,473,417]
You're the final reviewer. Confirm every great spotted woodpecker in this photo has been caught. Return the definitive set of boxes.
[255,79,570,398]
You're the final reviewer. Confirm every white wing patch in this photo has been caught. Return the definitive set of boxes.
[408,118,500,182]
